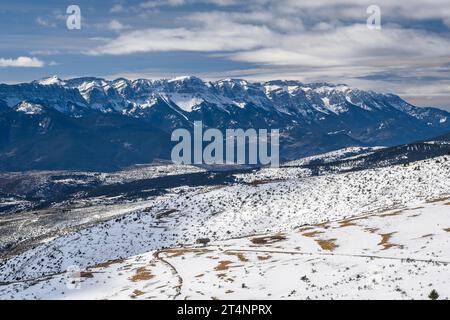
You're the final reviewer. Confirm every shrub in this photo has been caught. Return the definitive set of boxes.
[428,289,439,300]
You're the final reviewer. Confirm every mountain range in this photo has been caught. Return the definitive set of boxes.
[0,75,449,171]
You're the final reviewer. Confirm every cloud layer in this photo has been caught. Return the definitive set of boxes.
[0,57,45,68]
[89,3,450,84]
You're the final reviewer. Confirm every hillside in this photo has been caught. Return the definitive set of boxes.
[0,155,448,283]
[1,199,449,300]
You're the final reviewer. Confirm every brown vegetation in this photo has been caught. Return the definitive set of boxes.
[251,234,286,245]
[130,267,154,282]
[215,261,233,271]
[316,239,338,251]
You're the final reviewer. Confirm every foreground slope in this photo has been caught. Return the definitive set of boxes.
[1,200,449,300]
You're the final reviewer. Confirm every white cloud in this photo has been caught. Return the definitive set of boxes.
[0,57,45,68]
[89,20,273,54]
[140,0,186,9]
[90,14,450,71]
[271,24,448,65]
[225,48,341,67]
[140,0,237,9]
[138,0,450,21]
[107,20,131,31]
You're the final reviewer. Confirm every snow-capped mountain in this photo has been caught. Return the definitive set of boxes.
[4,75,450,123]
[0,76,449,171]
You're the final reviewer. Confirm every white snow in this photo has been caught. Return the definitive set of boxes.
[284,146,384,167]
[168,76,198,83]
[2,199,449,300]
[36,76,65,86]
[16,102,43,115]
[0,156,448,285]
[165,93,204,112]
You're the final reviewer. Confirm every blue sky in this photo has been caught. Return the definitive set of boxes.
[1,0,450,110]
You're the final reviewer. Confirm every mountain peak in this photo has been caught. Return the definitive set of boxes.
[34,75,65,86]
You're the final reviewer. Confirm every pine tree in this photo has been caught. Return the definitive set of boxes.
[428,289,439,300]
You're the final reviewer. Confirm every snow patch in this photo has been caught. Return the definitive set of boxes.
[36,76,65,86]
[16,102,43,115]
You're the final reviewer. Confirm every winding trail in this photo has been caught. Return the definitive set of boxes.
[153,250,183,299]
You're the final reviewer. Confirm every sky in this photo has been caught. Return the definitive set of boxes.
[0,0,449,110]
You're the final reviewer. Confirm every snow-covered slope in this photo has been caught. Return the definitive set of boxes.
[1,199,449,300]
[284,146,385,167]
[34,76,66,87]
[0,155,449,283]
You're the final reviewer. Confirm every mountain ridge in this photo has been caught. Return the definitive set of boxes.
[4,75,449,116]
[0,75,449,171]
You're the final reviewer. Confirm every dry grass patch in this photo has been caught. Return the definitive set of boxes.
[95,258,125,269]
[131,289,145,298]
[215,261,233,271]
[130,267,154,282]
[250,234,286,245]
[426,196,450,203]
[378,233,403,250]
[379,210,403,218]
[298,226,315,232]
[316,239,338,251]
[335,215,370,228]
[339,220,358,228]
[80,271,94,278]
[302,230,324,238]
[225,251,249,262]
[165,248,212,258]
[315,222,330,229]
